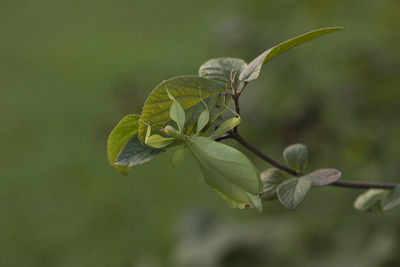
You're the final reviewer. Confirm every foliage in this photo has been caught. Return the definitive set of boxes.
[107,27,400,213]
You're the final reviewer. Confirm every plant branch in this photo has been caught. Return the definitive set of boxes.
[227,130,397,190]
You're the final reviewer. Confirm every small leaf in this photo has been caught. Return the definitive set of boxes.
[167,89,186,132]
[209,117,241,139]
[199,57,247,88]
[354,189,388,212]
[239,27,344,82]
[277,177,312,210]
[260,168,288,200]
[306,168,341,187]
[107,114,139,174]
[145,134,175,148]
[381,185,400,211]
[116,134,162,167]
[196,106,210,133]
[139,76,228,141]
[283,144,308,172]
[186,136,262,211]
[172,147,185,167]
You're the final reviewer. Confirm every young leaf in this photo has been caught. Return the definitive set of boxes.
[107,114,140,174]
[199,57,247,88]
[277,177,312,210]
[139,76,228,141]
[145,134,175,149]
[283,144,308,172]
[354,189,388,212]
[186,136,262,212]
[239,27,344,82]
[306,168,341,187]
[196,98,210,133]
[381,185,400,211]
[172,147,185,167]
[260,168,288,200]
[166,88,186,132]
[116,134,162,168]
[208,117,241,139]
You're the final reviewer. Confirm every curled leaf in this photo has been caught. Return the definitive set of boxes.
[283,144,308,172]
[354,189,388,212]
[381,185,400,211]
[260,168,288,200]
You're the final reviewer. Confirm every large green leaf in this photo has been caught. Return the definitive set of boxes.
[277,177,312,210]
[283,144,308,173]
[186,136,262,211]
[139,76,228,141]
[354,189,388,212]
[116,134,162,168]
[239,27,344,82]
[306,168,341,187]
[107,114,140,174]
[381,185,400,211]
[199,57,247,88]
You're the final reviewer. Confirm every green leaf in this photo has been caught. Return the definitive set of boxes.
[306,168,341,187]
[381,185,400,211]
[107,114,139,174]
[139,76,228,141]
[277,177,312,210]
[196,102,210,133]
[199,57,247,88]
[145,134,175,149]
[239,27,344,82]
[172,147,185,167]
[167,88,186,132]
[186,136,262,212]
[354,189,388,212]
[116,134,162,167]
[208,117,241,139]
[283,144,308,172]
[260,168,288,200]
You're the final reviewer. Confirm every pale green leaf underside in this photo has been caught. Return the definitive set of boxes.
[186,136,262,210]
[354,189,388,212]
[116,134,162,167]
[199,57,247,88]
[107,114,140,174]
[277,177,312,210]
[139,76,228,142]
[306,168,341,186]
[283,143,308,172]
[239,27,344,81]
[381,185,400,211]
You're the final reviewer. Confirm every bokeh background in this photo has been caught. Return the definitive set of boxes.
[1,0,400,266]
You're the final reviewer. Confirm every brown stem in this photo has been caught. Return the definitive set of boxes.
[226,131,398,190]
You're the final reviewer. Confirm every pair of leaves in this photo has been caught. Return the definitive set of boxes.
[199,27,344,88]
[261,144,341,210]
[354,185,400,212]
[186,136,263,212]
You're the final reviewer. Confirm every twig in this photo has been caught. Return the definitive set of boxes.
[228,130,397,190]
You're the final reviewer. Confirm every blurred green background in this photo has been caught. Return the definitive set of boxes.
[1,0,400,266]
